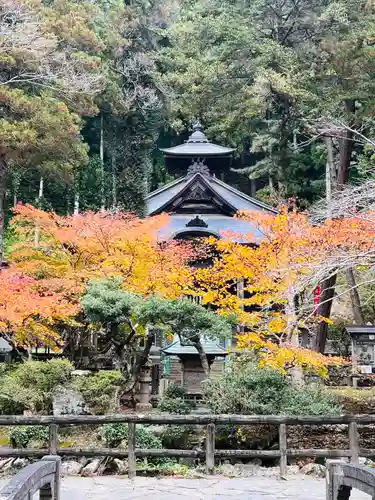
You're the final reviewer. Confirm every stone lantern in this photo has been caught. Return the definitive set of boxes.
[136,361,152,411]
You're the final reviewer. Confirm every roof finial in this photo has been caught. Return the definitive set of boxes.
[191,118,203,132]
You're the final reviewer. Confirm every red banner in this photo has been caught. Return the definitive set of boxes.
[313,286,321,315]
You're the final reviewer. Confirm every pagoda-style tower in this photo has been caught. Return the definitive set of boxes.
[146,121,274,240]
[146,123,275,398]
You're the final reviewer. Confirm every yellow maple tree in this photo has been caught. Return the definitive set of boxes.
[189,207,375,375]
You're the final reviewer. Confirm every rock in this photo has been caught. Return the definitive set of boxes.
[1,459,14,473]
[233,463,260,477]
[301,462,326,478]
[79,457,90,467]
[61,460,84,476]
[113,459,127,475]
[287,465,300,475]
[103,458,128,475]
[13,458,28,469]
[248,458,262,466]
[145,425,165,438]
[179,458,196,467]
[81,458,104,477]
[52,385,88,416]
[220,463,238,477]
[0,458,12,471]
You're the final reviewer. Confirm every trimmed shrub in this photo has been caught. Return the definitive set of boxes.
[71,370,123,414]
[100,423,169,466]
[160,424,195,449]
[0,359,73,414]
[157,396,195,414]
[100,423,163,449]
[10,426,49,448]
[163,383,187,399]
[203,360,342,416]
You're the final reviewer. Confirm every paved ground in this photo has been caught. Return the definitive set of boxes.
[56,476,370,499]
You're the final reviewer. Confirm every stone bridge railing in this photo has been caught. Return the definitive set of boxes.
[0,456,60,500]
[326,459,375,499]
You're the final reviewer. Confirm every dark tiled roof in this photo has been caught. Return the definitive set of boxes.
[145,173,275,216]
[162,335,227,356]
[161,142,234,157]
[346,325,375,335]
[157,214,265,243]
[0,337,12,352]
[160,124,234,157]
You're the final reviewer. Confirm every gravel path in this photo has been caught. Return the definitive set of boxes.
[56,476,369,499]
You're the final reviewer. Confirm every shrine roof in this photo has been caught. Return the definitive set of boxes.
[160,142,234,157]
[162,335,227,356]
[146,176,191,215]
[145,173,275,216]
[160,122,234,157]
[346,325,375,336]
[156,214,265,243]
[0,337,12,353]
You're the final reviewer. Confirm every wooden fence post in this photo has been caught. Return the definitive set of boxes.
[206,423,215,475]
[128,422,136,479]
[348,422,359,464]
[49,424,58,456]
[279,423,287,478]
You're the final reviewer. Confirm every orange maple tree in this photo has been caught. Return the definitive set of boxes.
[10,204,193,297]
[189,206,375,375]
[0,271,79,351]
[4,205,194,351]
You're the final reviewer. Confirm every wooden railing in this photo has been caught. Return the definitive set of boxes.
[0,414,374,478]
[0,455,60,500]
[326,459,375,499]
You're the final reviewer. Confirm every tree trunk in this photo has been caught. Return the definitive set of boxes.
[336,100,355,187]
[111,152,117,208]
[100,113,105,212]
[316,100,357,352]
[325,136,334,208]
[74,192,80,215]
[34,175,44,246]
[268,175,274,193]
[345,268,364,324]
[38,175,44,199]
[0,157,6,267]
[192,337,210,377]
[314,274,337,353]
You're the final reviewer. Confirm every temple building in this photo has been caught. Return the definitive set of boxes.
[146,121,274,242]
[146,121,274,398]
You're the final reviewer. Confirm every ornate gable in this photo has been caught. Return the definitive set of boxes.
[162,175,236,216]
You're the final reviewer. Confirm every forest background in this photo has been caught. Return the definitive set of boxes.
[3,0,375,358]
[5,0,375,228]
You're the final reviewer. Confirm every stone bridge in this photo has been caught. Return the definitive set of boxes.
[59,476,372,499]
[1,475,370,500]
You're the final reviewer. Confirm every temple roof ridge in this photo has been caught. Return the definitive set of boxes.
[210,176,277,213]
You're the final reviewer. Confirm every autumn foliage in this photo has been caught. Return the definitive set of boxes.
[3,205,193,350]
[0,272,79,349]
[10,204,193,297]
[4,203,375,375]
[189,206,375,374]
